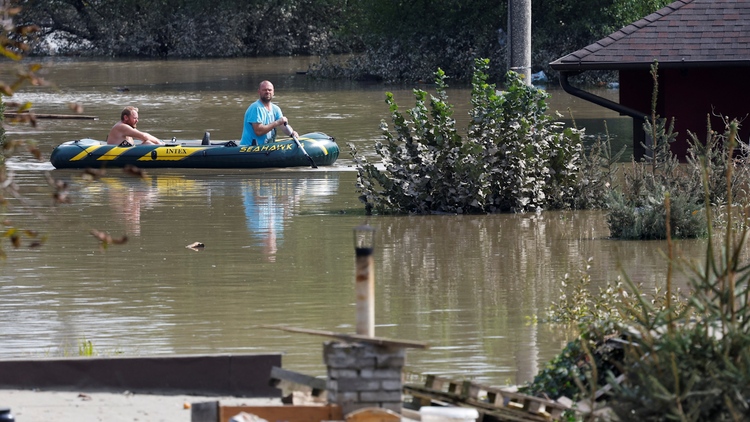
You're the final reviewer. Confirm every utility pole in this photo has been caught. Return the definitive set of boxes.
[508,0,531,85]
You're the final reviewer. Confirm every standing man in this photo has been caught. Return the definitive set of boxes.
[107,106,163,146]
[241,80,298,146]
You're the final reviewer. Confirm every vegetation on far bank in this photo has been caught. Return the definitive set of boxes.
[18,0,672,83]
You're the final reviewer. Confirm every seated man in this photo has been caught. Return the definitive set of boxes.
[107,106,163,146]
[240,80,298,146]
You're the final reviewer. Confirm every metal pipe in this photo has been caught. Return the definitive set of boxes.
[508,0,532,85]
[354,225,375,337]
[558,71,648,122]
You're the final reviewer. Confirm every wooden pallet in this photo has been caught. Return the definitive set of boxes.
[403,374,571,422]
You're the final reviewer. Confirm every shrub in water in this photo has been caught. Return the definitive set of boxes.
[351,58,611,215]
[606,62,708,239]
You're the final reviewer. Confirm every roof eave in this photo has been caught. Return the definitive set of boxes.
[550,60,750,72]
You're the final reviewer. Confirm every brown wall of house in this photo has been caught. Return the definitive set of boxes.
[620,70,654,160]
[620,67,750,160]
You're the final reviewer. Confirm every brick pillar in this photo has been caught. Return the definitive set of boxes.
[323,341,405,415]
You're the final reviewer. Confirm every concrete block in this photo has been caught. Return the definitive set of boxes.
[359,391,403,402]
[376,356,405,368]
[326,356,378,370]
[359,369,401,379]
[380,380,403,391]
[336,378,381,391]
[328,368,359,379]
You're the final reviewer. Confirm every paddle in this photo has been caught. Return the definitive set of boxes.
[285,123,317,168]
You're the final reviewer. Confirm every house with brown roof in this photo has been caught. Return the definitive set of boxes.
[549,0,750,160]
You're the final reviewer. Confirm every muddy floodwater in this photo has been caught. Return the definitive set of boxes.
[0,56,701,386]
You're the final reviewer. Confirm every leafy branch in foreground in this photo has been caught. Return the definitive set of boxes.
[0,3,54,258]
[607,118,750,421]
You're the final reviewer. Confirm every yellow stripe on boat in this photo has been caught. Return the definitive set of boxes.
[97,147,132,161]
[303,138,329,155]
[70,145,105,161]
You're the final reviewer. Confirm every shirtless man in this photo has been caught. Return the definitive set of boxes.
[107,106,163,145]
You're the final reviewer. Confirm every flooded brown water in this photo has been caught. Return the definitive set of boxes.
[0,57,704,386]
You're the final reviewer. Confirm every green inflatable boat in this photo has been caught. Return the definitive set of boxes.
[49,132,338,169]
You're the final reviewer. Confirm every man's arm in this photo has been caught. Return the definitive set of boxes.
[252,116,288,137]
[117,124,162,144]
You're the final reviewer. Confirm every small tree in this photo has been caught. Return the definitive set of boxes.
[606,62,707,239]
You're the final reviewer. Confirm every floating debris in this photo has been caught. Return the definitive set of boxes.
[186,242,205,251]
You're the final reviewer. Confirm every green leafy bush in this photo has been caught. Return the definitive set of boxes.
[351,58,613,215]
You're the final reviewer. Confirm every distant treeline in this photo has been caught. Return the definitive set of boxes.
[19,0,671,83]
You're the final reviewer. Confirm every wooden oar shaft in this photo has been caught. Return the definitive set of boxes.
[258,325,429,349]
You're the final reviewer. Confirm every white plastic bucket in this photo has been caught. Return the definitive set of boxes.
[419,406,479,422]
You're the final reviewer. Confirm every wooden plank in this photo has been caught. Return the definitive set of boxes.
[4,112,98,120]
[270,366,327,395]
[258,325,429,349]
[448,382,460,394]
[219,404,342,422]
[424,375,437,389]
[462,381,478,399]
[404,380,571,421]
[549,407,565,419]
[486,391,503,406]
[523,400,542,414]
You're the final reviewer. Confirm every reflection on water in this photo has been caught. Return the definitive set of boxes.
[242,176,339,262]
[101,178,160,236]
[244,180,285,261]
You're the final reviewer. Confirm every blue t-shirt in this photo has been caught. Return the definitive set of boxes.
[240,100,283,146]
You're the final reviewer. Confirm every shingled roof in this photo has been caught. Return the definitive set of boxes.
[550,0,750,71]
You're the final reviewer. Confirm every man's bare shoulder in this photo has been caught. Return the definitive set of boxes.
[107,122,131,144]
